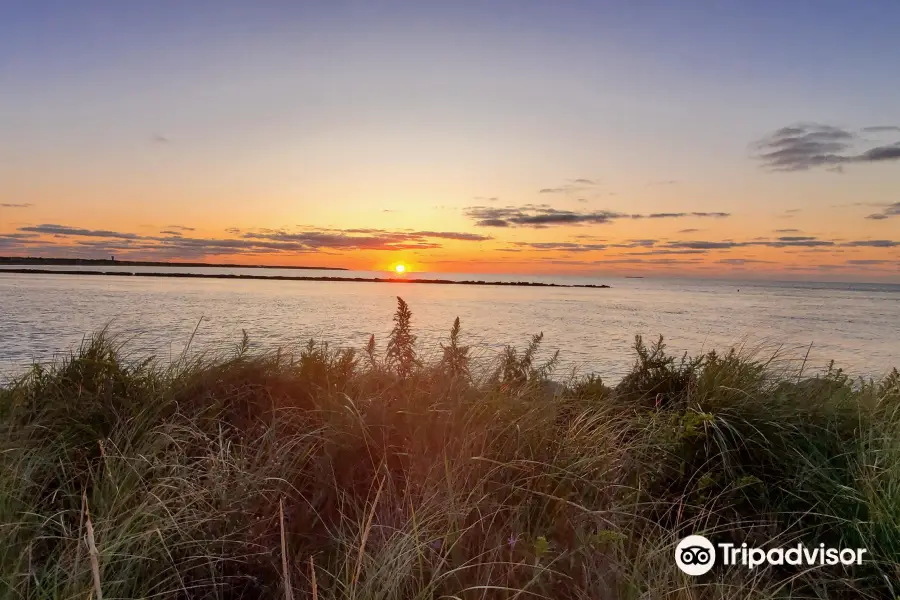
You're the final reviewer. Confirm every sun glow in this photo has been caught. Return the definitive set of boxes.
[394,264,406,274]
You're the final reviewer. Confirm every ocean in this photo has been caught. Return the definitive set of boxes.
[1,267,898,381]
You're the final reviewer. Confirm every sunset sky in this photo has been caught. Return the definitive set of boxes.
[1,1,899,281]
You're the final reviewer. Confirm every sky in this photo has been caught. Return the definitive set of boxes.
[1,0,899,281]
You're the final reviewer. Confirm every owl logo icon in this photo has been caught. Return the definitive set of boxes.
[676,535,715,575]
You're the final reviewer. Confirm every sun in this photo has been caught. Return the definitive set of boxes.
[394,264,406,274]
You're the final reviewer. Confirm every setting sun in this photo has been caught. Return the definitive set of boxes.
[394,264,406,274]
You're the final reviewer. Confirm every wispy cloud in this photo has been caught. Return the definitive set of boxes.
[466,205,625,227]
[473,218,511,227]
[164,224,195,232]
[1,203,33,208]
[753,123,900,172]
[861,126,900,133]
[536,257,705,267]
[842,239,900,247]
[846,259,894,265]
[411,231,491,241]
[617,239,657,248]
[513,242,607,252]
[717,258,774,265]
[667,238,836,249]
[666,241,742,249]
[637,212,730,219]
[866,202,900,220]
[239,230,443,250]
[776,236,817,242]
[6,223,490,259]
[465,204,730,228]
[623,249,708,256]
[537,179,600,194]
[659,236,900,251]
[20,224,143,240]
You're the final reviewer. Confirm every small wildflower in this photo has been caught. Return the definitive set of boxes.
[534,535,549,556]
[507,533,518,549]
[430,539,442,550]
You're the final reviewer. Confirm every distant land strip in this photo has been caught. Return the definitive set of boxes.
[0,268,611,289]
[0,256,347,270]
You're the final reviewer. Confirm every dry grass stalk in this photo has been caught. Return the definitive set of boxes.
[280,498,295,600]
[83,493,102,600]
[351,475,385,593]
[309,556,318,600]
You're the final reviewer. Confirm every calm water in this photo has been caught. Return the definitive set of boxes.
[1,268,898,381]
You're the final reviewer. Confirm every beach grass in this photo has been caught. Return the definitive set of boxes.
[1,297,899,599]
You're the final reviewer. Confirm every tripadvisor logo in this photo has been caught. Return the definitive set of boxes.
[675,535,868,575]
[676,535,716,575]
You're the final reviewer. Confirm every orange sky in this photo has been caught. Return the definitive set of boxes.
[3,193,898,281]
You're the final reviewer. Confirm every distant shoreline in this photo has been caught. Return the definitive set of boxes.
[0,256,347,271]
[0,268,611,289]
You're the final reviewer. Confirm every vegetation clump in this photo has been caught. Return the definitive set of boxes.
[1,297,899,599]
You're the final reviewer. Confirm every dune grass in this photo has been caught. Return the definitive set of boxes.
[1,297,899,599]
